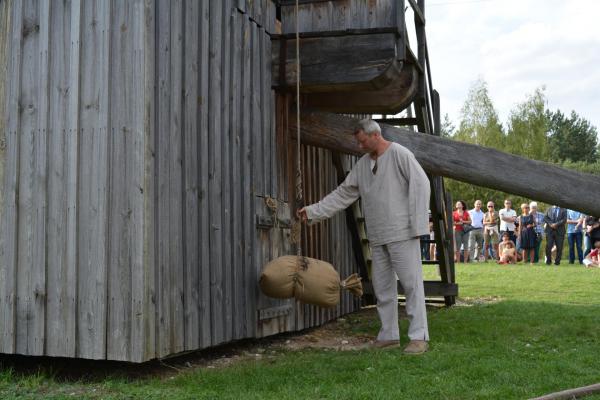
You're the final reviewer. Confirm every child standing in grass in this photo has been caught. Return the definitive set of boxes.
[498,232,517,264]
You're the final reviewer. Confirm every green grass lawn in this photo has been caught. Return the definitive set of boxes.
[3,262,600,399]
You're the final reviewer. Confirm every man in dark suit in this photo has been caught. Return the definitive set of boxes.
[544,205,567,265]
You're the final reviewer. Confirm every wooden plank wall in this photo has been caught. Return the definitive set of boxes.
[280,0,397,33]
[0,0,154,362]
[0,0,360,362]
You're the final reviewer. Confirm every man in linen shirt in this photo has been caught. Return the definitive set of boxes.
[298,119,431,354]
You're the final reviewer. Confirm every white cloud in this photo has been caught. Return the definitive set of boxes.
[427,0,600,131]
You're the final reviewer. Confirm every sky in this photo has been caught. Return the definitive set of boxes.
[421,0,600,131]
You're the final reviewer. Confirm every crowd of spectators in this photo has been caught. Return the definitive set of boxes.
[441,199,600,266]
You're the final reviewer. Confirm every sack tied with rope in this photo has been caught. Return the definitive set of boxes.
[259,255,363,308]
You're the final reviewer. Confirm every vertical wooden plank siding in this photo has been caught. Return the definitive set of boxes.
[250,22,264,332]
[155,0,172,358]
[129,0,153,363]
[76,0,109,360]
[65,0,83,358]
[198,0,211,349]
[183,0,201,351]
[140,0,157,362]
[221,0,234,344]
[208,0,224,346]
[241,15,256,338]
[107,0,149,362]
[230,10,244,340]
[31,0,50,355]
[0,0,365,361]
[45,0,76,358]
[107,0,129,359]
[0,0,11,352]
[281,0,397,33]
[15,0,40,355]
[168,0,185,355]
[0,0,22,354]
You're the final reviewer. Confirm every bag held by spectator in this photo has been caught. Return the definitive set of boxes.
[259,255,363,308]
[462,223,474,233]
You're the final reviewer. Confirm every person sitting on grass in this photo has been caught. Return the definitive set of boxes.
[583,240,600,268]
[498,232,517,264]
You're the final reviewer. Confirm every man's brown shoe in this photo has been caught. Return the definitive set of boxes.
[403,340,429,354]
[371,340,400,349]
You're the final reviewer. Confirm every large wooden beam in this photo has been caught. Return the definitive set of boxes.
[272,32,401,93]
[293,110,600,217]
[303,63,419,114]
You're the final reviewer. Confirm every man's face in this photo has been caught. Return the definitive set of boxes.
[355,130,378,153]
[504,200,512,209]
[487,203,494,211]
[475,200,482,209]
[531,206,537,213]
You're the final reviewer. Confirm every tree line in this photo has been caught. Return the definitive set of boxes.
[441,78,599,210]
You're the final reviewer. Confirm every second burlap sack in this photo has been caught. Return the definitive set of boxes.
[260,255,362,308]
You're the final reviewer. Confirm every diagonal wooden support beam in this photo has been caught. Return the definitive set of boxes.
[292,110,600,217]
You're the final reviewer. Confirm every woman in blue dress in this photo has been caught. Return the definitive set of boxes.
[518,203,537,264]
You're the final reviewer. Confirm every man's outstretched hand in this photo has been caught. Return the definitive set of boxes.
[297,207,308,222]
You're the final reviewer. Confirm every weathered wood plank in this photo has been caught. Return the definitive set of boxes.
[311,2,333,31]
[241,16,256,338]
[155,0,172,358]
[0,1,14,353]
[259,28,271,198]
[281,0,398,33]
[30,0,50,356]
[198,0,211,349]
[16,0,41,355]
[77,0,109,360]
[221,0,234,344]
[106,0,149,363]
[65,0,83,359]
[230,10,244,340]
[124,0,153,363]
[251,24,263,196]
[264,0,276,34]
[140,0,157,362]
[183,0,201,351]
[45,0,76,358]
[0,0,22,354]
[271,33,400,93]
[293,110,600,217]
[168,0,185,356]
[250,21,264,335]
[208,0,224,346]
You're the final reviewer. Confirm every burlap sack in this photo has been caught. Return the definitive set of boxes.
[293,257,341,308]
[260,255,363,308]
[259,256,297,299]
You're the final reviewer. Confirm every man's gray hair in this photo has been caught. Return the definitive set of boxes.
[354,118,381,136]
[529,201,538,208]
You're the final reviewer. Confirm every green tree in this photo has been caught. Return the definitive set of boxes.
[455,78,504,148]
[445,78,509,208]
[440,113,455,138]
[505,87,549,161]
[547,109,598,163]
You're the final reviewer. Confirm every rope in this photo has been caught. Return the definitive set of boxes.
[294,0,303,259]
[265,196,278,228]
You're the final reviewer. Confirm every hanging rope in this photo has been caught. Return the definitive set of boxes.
[293,0,303,260]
